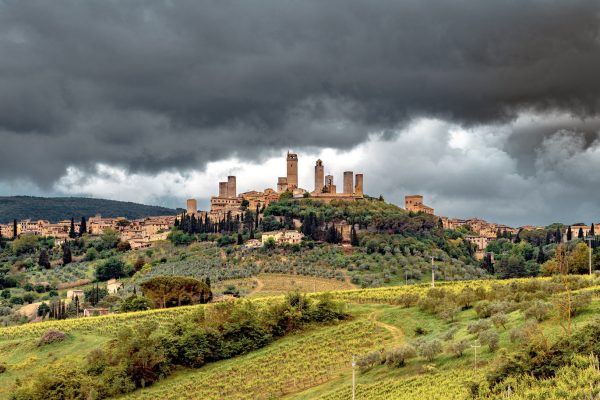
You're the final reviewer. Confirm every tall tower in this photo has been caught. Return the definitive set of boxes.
[219,182,228,197]
[286,152,298,190]
[186,199,198,215]
[343,171,354,194]
[314,159,324,193]
[355,174,364,196]
[227,176,237,198]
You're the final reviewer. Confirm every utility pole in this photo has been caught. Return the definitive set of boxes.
[471,344,481,370]
[351,355,356,400]
[431,256,435,287]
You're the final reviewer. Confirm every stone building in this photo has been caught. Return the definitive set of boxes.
[107,279,122,294]
[404,195,435,215]
[262,230,304,246]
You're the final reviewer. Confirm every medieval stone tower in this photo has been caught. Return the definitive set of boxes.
[287,152,298,190]
[343,171,354,194]
[355,174,364,196]
[314,159,324,193]
[227,176,237,198]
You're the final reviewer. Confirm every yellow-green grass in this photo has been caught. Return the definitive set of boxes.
[120,316,393,400]
[0,277,599,400]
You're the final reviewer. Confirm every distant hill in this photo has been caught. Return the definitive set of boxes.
[0,196,179,223]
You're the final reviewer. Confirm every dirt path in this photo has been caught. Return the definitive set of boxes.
[248,276,264,296]
[368,311,403,343]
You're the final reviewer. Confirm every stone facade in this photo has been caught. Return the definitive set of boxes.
[404,195,435,215]
[186,199,198,215]
[355,174,364,196]
[286,152,298,190]
[343,171,354,194]
[262,230,304,245]
[314,159,324,193]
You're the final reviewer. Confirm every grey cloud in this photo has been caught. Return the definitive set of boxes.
[1,0,600,188]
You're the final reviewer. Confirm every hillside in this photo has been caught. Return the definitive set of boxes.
[0,196,178,223]
[1,277,599,399]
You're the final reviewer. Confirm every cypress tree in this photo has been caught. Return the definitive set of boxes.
[591,223,596,237]
[62,242,72,265]
[537,244,546,264]
[237,233,243,245]
[578,227,584,239]
[255,205,260,229]
[38,249,51,269]
[13,219,17,238]
[350,225,359,247]
[555,227,562,243]
[69,217,76,239]
[79,217,87,237]
[567,226,572,241]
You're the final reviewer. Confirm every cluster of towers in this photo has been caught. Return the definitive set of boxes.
[187,151,366,219]
[277,152,364,198]
[314,160,363,196]
[218,176,237,198]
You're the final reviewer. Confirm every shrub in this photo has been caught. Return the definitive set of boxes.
[479,329,499,352]
[96,257,129,281]
[491,313,508,329]
[442,327,458,341]
[446,340,469,357]
[414,326,427,336]
[119,295,153,312]
[39,329,67,346]
[474,301,492,318]
[356,351,382,372]
[396,292,420,308]
[523,300,552,322]
[0,364,5,373]
[418,340,442,362]
[384,345,417,368]
[467,319,492,336]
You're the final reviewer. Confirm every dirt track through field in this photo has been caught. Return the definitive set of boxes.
[249,277,264,295]
[368,311,403,343]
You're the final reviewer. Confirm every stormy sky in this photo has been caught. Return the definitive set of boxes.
[1,0,600,226]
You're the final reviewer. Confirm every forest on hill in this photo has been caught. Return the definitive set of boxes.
[0,196,178,223]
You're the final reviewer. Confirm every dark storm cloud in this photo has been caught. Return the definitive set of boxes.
[1,0,600,186]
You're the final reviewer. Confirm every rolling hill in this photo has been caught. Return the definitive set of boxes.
[0,196,178,223]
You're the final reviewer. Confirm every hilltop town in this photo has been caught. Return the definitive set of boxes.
[1,151,595,260]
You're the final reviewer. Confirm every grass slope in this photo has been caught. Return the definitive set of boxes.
[0,196,178,223]
[0,278,599,399]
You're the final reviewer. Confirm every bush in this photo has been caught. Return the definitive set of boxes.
[119,295,153,312]
[384,345,417,367]
[446,340,469,357]
[39,329,67,346]
[467,319,492,336]
[523,300,552,322]
[396,292,420,308]
[84,247,99,261]
[414,326,427,336]
[491,313,508,329]
[474,301,492,318]
[479,329,499,352]
[0,364,6,373]
[96,257,129,281]
[356,351,382,372]
[417,340,442,362]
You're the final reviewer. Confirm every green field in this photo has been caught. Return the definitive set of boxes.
[1,276,599,399]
